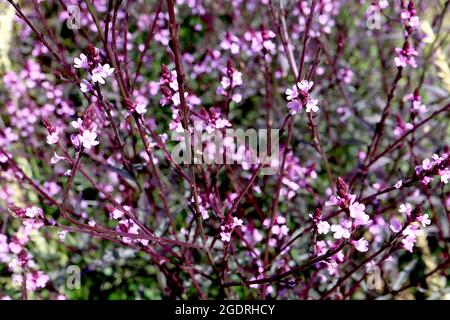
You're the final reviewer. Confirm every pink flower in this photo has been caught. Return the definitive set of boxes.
[421,158,433,170]
[91,64,114,84]
[285,85,299,101]
[394,180,403,189]
[417,214,431,227]
[221,70,243,89]
[352,238,369,252]
[399,203,412,216]
[402,235,416,252]
[325,195,339,206]
[389,218,402,233]
[80,79,93,93]
[330,224,351,239]
[71,118,83,130]
[232,217,244,228]
[317,221,330,235]
[135,103,147,115]
[78,129,99,149]
[439,168,450,184]
[285,80,319,114]
[111,207,126,220]
[349,201,370,226]
[46,131,59,145]
[297,80,314,92]
[25,207,41,218]
[305,99,319,113]
[220,231,231,242]
[74,53,88,69]
[394,45,418,68]
[287,100,302,115]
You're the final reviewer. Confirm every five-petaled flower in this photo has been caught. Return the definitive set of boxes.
[91,64,115,84]
[78,129,99,149]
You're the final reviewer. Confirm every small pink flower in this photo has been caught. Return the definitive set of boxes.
[25,207,41,218]
[135,103,147,115]
[439,168,450,184]
[74,53,88,69]
[285,85,299,101]
[349,201,370,226]
[78,129,99,149]
[317,221,330,235]
[421,158,433,170]
[91,64,114,84]
[80,79,93,93]
[389,218,402,233]
[232,217,244,228]
[417,214,431,227]
[297,80,314,92]
[352,238,369,252]
[46,131,59,145]
[394,180,403,189]
[287,100,302,115]
[402,235,416,252]
[330,224,351,239]
[399,203,412,216]
[220,231,231,242]
[305,99,319,113]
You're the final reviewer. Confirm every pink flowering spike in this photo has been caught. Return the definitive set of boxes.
[389,218,402,233]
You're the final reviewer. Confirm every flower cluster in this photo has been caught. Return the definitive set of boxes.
[394,42,418,68]
[220,215,244,243]
[74,45,115,92]
[70,104,100,150]
[285,80,319,115]
[401,1,420,34]
[415,153,450,185]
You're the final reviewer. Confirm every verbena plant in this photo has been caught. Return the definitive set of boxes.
[0,0,449,299]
